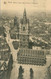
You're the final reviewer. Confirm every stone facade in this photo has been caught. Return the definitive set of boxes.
[10,16,19,39]
[17,48,46,65]
[19,34,29,48]
[19,9,29,48]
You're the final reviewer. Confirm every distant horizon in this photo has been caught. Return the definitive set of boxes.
[1,10,51,17]
[1,0,51,16]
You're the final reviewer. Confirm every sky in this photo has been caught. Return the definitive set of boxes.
[0,0,51,15]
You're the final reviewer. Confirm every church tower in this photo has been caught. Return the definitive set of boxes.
[14,16,19,26]
[19,9,29,48]
[14,16,19,39]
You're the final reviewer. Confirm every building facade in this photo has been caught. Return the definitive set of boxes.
[10,16,19,39]
[0,35,11,79]
[19,9,29,48]
[17,48,46,65]
[0,36,10,60]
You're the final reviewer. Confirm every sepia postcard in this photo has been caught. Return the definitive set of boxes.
[0,0,51,79]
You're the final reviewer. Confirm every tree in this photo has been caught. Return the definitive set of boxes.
[7,54,13,79]
[30,68,34,79]
[45,65,51,79]
[3,32,6,37]
[8,54,13,71]
[18,66,24,79]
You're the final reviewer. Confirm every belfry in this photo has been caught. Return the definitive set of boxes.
[19,9,29,48]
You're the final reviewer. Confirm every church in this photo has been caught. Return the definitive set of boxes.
[10,9,30,48]
[10,9,46,65]
[19,9,30,48]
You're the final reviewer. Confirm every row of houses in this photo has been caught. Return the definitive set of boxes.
[0,36,11,78]
[0,36,10,60]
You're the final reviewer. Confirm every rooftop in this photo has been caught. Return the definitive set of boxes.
[17,48,46,57]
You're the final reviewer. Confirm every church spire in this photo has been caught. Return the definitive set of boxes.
[20,8,29,24]
[23,8,27,18]
[23,8,27,24]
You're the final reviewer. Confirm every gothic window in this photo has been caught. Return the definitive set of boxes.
[23,27,25,31]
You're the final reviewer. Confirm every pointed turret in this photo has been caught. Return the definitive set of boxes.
[23,8,27,19]
[14,16,19,26]
[23,9,28,24]
[14,16,17,26]
[20,8,29,24]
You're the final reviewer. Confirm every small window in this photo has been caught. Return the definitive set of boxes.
[0,55,1,59]
[23,27,25,31]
